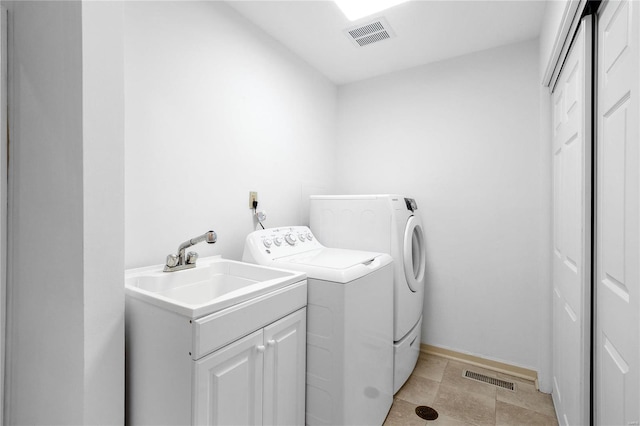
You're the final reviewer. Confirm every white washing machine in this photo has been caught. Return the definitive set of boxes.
[243,226,394,426]
[309,195,426,393]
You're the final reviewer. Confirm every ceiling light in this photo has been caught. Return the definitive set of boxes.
[334,0,410,21]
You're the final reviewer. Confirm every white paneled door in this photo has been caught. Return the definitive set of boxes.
[551,15,592,426]
[595,1,640,424]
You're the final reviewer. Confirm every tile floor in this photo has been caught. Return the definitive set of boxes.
[384,353,559,426]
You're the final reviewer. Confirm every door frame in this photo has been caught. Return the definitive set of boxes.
[0,6,8,423]
[544,0,588,89]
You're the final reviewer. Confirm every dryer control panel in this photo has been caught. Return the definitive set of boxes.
[243,226,324,263]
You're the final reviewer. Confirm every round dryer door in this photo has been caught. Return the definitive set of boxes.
[403,215,426,292]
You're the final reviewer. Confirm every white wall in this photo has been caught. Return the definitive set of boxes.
[82,2,125,423]
[123,1,338,269]
[335,40,551,382]
[4,2,85,423]
[4,1,125,423]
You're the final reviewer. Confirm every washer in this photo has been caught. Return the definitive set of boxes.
[243,226,394,426]
[309,195,426,393]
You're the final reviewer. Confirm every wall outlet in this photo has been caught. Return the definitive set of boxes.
[249,191,258,209]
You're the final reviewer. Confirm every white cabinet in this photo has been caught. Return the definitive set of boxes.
[193,308,306,426]
[126,280,307,426]
[263,310,306,426]
[194,330,264,426]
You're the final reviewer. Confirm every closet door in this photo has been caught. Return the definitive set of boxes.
[551,15,592,426]
[595,1,640,424]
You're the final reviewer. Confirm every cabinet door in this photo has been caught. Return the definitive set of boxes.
[263,308,306,426]
[194,329,264,426]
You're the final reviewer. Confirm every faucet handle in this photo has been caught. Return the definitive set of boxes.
[186,251,199,265]
[166,254,179,268]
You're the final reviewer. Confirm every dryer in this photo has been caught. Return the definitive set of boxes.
[309,195,426,393]
[243,226,394,426]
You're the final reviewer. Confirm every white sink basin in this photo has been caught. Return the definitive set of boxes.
[125,256,306,318]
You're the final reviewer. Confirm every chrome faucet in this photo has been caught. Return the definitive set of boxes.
[164,230,217,272]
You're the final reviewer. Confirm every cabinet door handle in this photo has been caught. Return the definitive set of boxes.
[267,339,276,347]
[256,345,266,353]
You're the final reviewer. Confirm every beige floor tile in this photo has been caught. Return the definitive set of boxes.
[383,398,427,426]
[496,400,559,426]
[395,375,440,406]
[430,413,473,425]
[414,353,449,382]
[496,378,556,418]
[387,357,561,426]
[432,383,497,426]
[440,360,498,398]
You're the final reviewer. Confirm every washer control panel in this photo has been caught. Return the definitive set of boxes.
[244,226,322,262]
[404,197,418,212]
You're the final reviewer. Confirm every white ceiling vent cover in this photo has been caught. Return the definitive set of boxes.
[344,17,396,47]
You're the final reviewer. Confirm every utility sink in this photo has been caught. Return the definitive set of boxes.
[125,255,306,318]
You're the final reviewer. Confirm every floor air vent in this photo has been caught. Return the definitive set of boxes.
[344,17,395,47]
[463,370,517,391]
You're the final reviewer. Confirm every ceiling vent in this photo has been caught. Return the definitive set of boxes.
[344,17,396,47]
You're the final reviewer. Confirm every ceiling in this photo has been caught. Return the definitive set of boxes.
[227,0,546,85]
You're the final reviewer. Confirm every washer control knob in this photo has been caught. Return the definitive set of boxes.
[263,239,272,248]
[298,233,306,242]
[306,232,313,240]
[285,233,297,245]
[273,236,283,246]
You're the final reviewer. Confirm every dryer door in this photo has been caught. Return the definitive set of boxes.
[403,215,426,292]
